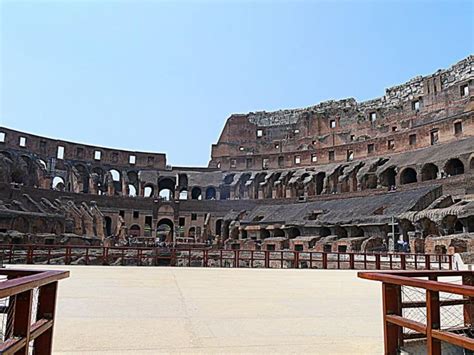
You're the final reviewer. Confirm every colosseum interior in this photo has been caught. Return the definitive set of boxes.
[1,55,473,255]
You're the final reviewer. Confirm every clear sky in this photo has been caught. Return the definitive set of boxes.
[0,0,472,167]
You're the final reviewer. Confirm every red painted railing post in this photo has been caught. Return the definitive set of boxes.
[265,251,270,268]
[27,246,33,264]
[294,251,299,269]
[426,289,441,354]
[400,254,406,270]
[349,253,355,269]
[382,283,402,354]
[448,254,453,270]
[33,282,58,355]
[322,252,328,269]
[425,254,431,270]
[375,254,381,270]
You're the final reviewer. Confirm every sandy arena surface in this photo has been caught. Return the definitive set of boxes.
[10,265,384,354]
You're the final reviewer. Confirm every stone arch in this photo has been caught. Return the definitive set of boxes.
[158,178,175,201]
[421,163,438,181]
[470,156,474,170]
[129,224,141,237]
[205,186,217,200]
[143,184,155,198]
[287,227,301,239]
[334,226,348,238]
[179,188,188,200]
[52,176,65,191]
[191,187,202,200]
[380,166,397,188]
[441,215,464,235]
[444,158,464,176]
[92,167,106,195]
[74,164,90,193]
[274,228,285,238]
[315,172,326,195]
[360,173,377,190]
[418,217,439,237]
[399,167,417,185]
[12,216,30,233]
[319,227,331,238]
[260,229,271,239]
[157,218,174,241]
[109,169,121,182]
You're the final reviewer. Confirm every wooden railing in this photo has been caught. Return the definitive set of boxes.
[0,269,69,354]
[0,244,453,270]
[358,270,474,355]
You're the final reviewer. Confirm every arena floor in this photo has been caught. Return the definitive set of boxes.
[11,265,384,354]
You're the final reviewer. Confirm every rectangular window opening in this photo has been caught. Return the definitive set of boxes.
[129,155,136,165]
[19,136,26,147]
[57,146,65,159]
[94,150,101,161]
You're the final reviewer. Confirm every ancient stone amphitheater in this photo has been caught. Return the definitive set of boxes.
[1,56,473,255]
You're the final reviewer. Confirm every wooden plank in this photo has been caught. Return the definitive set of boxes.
[385,314,426,335]
[432,329,474,351]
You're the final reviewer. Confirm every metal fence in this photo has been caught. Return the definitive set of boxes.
[0,244,453,271]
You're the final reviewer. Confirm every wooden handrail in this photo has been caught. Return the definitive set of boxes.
[0,270,69,298]
[358,271,474,297]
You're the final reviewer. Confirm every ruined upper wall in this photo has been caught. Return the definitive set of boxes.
[211,56,474,170]
[0,127,167,170]
[247,56,473,127]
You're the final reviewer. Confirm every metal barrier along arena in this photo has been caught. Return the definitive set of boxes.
[0,268,69,354]
[359,270,474,355]
[0,244,454,270]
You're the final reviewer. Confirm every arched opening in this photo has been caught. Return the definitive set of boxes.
[260,229,270,240]
[400,167,417,185]
[92,167,106,195]
[334,226,348,238]
[109,169,121,182]
[177,174,188,189]
[74,164,89,193]
[104,217,112,236]
[360,173,377,190]
[188,227,196,238]
[380,167,396,188]
[157,218,174,242]
[179,189,188,200]
[215,219,223,236]
[470,157,474,170]
[419,218,439,237]
[52,176,65,191]
[287,227,301,239]
[421,163,438,181]
[319,227,331,238]
[444,158,464,176]
[144,185,154,198]
[158,178,175,201]
[12,216,30,233]
[205,187,217,200]
[128,184,137,197]
[274,228,285,238]
[191,187,202,200]
[315,172,326,195]
[129,224,141,237]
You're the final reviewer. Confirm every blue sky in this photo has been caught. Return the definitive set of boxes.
[1,0,472,166]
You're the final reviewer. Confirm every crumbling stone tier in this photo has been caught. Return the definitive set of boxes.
[0,56,473,254]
